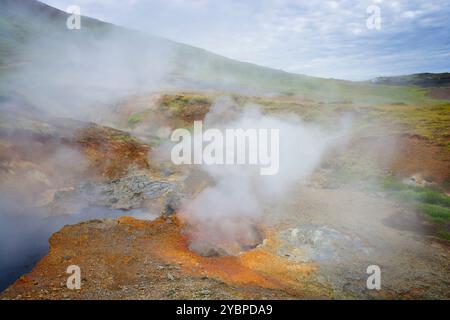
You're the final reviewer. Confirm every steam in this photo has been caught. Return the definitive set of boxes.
[179,98,346,256]
[8,30,176,121]
[0,3,184,291]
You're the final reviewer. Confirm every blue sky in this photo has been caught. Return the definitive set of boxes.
[42,0,450,80]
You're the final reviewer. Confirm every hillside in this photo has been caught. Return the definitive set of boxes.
[372,73,450,87]
[0,0,442,106]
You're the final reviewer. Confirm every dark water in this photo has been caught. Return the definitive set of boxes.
[0,202,156,292]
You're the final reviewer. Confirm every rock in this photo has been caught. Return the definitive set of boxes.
[161,167,174,177]
[52,169,180,212]
[278,224,371,263]
[167,273,175,281]
[200,289,210,296]
[161,192,183,216]
[403,173,435,188]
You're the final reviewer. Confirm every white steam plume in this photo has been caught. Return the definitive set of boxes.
[179,98,346,256]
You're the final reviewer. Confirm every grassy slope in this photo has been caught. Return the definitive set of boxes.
[0,0,444,106]
[0,0,111,63]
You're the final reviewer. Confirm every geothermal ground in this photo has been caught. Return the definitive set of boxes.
[1,0,449,302]
[1,186,449,299]
[1,91,449,299]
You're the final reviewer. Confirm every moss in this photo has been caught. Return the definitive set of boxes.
[437,230,450,241]
[110,133,137,142]
[127,110,151,128]
[127,113,142,127]
[161,94,211,109]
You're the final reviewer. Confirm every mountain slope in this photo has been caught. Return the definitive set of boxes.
[372,73,450,87]
[0,0,442,106]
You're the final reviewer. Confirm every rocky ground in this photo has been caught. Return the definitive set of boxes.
[269,185,450,299]
[1,91,449,300]
[2,182,449,300]
[0,216,314,299]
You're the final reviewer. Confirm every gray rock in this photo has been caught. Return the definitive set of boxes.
[56,173,177,211]
[167,272,175,281]
[161,192,183,216]
[277,224,371,263]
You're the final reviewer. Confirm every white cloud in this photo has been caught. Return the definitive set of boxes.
[41,0,450,79]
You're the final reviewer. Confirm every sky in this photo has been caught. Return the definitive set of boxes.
[41,0,450,80]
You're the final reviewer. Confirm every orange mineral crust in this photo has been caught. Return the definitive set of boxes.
[1,216,330,299]
[151,218,317,292]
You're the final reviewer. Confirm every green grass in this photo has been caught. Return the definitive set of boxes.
[437,230,450,241]
[159,94,212,116]
[420,203,450,225]
[127,111,151,128]
[381,176,421,192]
[110,132,137,142]
[232,94,449,150]
[177,48,443,105]
[381,176,450,239]
[369,103,450,148]
[148,136,167,146]
[382,176,450,206]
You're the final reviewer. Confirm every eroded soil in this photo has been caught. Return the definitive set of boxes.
[2,184,449,300]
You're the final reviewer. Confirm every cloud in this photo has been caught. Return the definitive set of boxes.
[41,0,450,79]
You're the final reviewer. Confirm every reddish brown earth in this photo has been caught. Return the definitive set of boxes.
[389,135,450,186]
[0,216,326,300]
[76,124,150,179]
[347,133,450,189]
[427,87,450,101]
[2,184,449,300]
[0,121,151,185]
